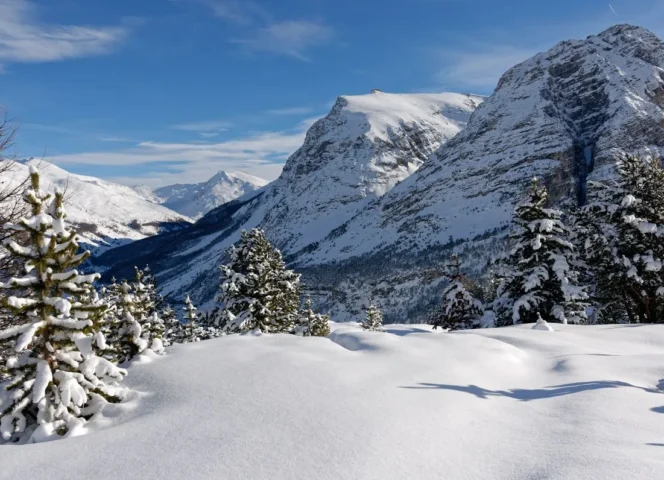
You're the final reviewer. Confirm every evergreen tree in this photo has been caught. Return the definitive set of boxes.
[0,168,125,442]
[578,155,664,323]
[429,255,484,330]
[295,297,330,337]
[197,308,222,340]
[177,295,197,343]
[361,301,384,331]
[216,229,301,334]
[495,178,588,325]
[129,267,164,354]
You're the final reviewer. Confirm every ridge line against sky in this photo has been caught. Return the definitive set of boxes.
[0,0,663,187]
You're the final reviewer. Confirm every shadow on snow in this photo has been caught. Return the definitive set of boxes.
[400,381,661,401]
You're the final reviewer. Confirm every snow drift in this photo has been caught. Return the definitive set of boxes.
[1,323,662,479]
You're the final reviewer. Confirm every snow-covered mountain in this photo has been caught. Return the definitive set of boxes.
[98,25,664,321]
[0,160,193,254]
[139,170,268,220]
[96,91,482,300]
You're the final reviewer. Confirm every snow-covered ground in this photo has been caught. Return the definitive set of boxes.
[2,323,663,479]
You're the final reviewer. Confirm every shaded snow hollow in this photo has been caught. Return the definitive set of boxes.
[1,324,663,479]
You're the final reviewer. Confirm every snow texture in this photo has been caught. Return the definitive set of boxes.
[1,323,663,479]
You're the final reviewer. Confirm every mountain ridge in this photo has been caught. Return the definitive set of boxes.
[97,24,664,322]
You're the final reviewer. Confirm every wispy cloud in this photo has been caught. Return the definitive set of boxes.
[266,106,313,116]
[232,20,333,60]
[199,0,271,25]
[45,119,320,187]
[191,1,333,60]
[97,135,135,143]
[436,45,539,91]
[0,0,129,66]
[171,120,233,133]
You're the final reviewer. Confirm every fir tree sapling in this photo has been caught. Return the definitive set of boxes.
[428,255,484,331]
[361,301,384,332]
[495,178,588,325]
[295,297,331,337]
[181,295,202,343]
[216,229,301,334]
[0,167,126,442]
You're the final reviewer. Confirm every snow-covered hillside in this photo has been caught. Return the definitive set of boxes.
[0,160,192,254]
[138,170,268,220]
[96,91,482,302]
[2,323,662,479]
[283,24,664,321]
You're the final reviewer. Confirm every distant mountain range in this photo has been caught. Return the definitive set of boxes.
[0,160,193,255]
[134,170,268,220]
[91,24,664,322]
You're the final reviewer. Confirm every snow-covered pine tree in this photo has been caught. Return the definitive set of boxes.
[179,295,202,343]
[429,255,484,330]
[361,301,384,331]
[130,267,164,354]
[141,265,179,344]
[578,155,664,323]
[0,168,126,442]
[216,229,301,334]
[294,297,331,337]
[112,281,148,363]
[197,308,222,340]
[495,178,588,325]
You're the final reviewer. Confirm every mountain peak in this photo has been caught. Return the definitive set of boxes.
[596,23,659,41]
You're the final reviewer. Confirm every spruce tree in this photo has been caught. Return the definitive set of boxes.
[495,178,588,325]
[578,155,664,323]
[180,295,202,343]
[429,255,484,330]
[216,229,301,334]
[361,301,384,331]
[0,167,125,442]
[295,297,331,337]
[130,267,164,354]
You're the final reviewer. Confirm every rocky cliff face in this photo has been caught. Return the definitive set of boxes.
[290,24,664,321]
[99,25,664,322]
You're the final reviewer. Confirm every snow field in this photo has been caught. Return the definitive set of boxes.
[1,323,663,479]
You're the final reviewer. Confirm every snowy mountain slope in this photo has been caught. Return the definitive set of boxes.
[305,24,664,266]
[101,25,664,321]
[2,323,663,479]
[286,24,664,321]
[138,170,268,220]
[0,160,193,255]
[97,91,482,301]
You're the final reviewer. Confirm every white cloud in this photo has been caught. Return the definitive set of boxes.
[199,0,270,25]
[171,120,233,133]
[232,20,333,60]
[44,120,321,187]
[0,0,129,64]
[436,45,538,91]
[267,106,313,116]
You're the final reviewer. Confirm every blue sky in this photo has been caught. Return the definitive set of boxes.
[1,0,663,187]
